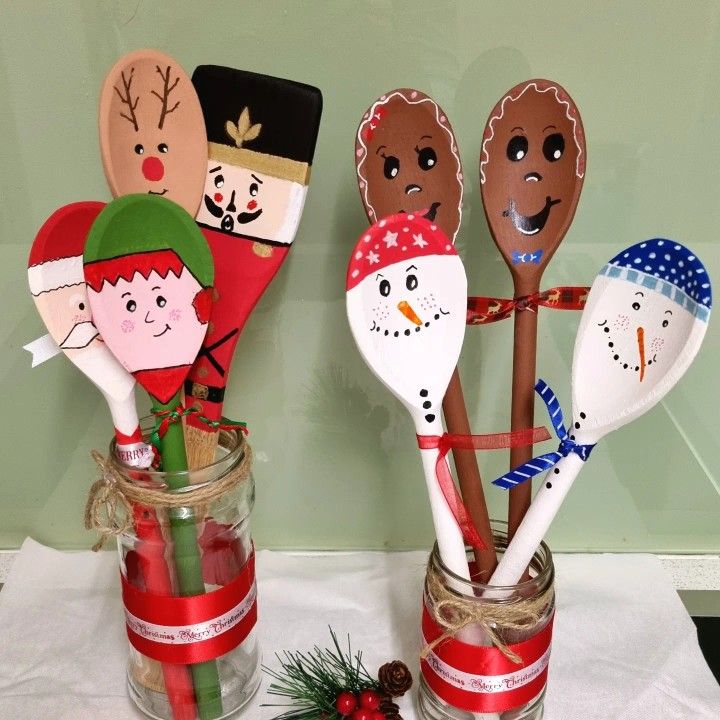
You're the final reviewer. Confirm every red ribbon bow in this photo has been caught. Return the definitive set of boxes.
[466,286,590,325]
[416,427,551,549]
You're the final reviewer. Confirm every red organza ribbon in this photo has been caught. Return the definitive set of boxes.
[416,427,551,549]
[421,602,554,713]
[466,286,590,325]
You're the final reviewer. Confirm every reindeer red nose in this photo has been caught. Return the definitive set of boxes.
[142,156,164,182]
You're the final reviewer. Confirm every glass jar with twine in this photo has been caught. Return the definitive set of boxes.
[419,522,555,720]
[85,427,260,720]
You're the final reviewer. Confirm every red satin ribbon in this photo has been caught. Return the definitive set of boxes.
[466,286,590,325]
[416,427,551,549]
[421,602,555,713]
[121,551,257,665]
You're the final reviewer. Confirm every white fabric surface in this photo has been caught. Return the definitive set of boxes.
[0,539,718,719]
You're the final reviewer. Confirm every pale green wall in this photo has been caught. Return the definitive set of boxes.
[1,0,719,552]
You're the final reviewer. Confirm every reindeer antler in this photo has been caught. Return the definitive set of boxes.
[151,65,181,130]
[113,68,139,131]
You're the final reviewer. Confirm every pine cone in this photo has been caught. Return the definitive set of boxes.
[378,660,413,697]
[379,697,401,717]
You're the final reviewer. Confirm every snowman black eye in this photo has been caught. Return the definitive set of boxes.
[406,274,418,291]
[379,279,391,297]
[156,296,167,308]
[383,156,400,180]
[158,143,168,153]
[134,144,144,155]
[542,133,565,162]
[214,174,224,188]
[78,302,85,311]
[249,182,259,197]
[126,300,137,312]
[662,319,669,328]
[632,302,641,311]
[506,135,528,161]
[416,146,437,171]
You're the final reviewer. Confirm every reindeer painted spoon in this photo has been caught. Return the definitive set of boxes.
[356,88,496,579]
[490,240,711,586]
[183,65,322,467]
[480,79,586,538]
[84,194,221,719]
[99,49,208,216]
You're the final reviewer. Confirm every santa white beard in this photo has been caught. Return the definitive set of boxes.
[72,344,139,436]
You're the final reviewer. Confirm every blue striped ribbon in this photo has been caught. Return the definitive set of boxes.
[492,380,596,490]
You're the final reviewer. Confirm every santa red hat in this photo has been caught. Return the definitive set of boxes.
[28,202,105,295]
[346,212,457,291]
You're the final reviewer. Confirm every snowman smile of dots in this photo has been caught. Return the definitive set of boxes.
[346,213,467,425]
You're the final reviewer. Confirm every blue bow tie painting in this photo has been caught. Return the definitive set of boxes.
[512,250,544,265]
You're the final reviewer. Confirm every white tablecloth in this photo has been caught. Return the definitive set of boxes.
[0,539,718,719]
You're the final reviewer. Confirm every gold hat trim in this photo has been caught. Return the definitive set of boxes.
[208,142,311,185]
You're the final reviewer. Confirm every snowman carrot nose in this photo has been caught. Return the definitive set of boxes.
[637,326,646,381]
[397,300,422,326]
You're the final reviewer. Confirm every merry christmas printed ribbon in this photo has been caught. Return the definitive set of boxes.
[421,602,554,713]
[493,380,595,490]
[121,551,257,664]
[417,427,551,548]
[466,286,589,325]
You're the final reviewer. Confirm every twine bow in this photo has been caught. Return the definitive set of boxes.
[421,557,555,664]
[493,380,595,490]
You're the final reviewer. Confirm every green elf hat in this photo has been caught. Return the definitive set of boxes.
[84,194,214,292]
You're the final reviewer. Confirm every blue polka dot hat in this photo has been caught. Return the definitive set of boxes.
[600,239,712,323]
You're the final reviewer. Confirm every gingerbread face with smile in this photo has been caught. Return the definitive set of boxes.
[356,89,463,242]
[480,80,585,276]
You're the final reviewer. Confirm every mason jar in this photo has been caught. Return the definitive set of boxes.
[418,522,555,720]
[111,428,260,720]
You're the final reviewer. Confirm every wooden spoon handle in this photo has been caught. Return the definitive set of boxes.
[508,304,539,540]
[442,369,497,579]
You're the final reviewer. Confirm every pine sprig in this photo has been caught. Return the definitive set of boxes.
[262,628,382,720]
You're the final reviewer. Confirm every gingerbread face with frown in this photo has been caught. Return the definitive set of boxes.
[480,79,585,274]
[356,89,463,242]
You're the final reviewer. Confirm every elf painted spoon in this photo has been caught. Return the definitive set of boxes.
[346,213,472,581]
[356,89,496,579]
[480,79,586,538]
[29,201,195,718]
[84,194,221,719]
[181,66,322,466]
[490,240,711,586]
[99,49,208,216]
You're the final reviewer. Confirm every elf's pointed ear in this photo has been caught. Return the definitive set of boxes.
[193,286,214,324]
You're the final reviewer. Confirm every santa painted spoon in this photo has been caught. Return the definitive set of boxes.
[83,194,221,718]
[356,88,496,579]
[184,65,323,467]
[346,213,471,580]
[490,239,711,586]
[99,49,208,216]
[29,201,196,718]
[480,79,586,538]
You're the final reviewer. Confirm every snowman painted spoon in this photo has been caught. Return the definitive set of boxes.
[346,213,473,581]
[99,49,208,216]
[480,79,585,539]
[356,88,497,579]
[490,239,711,586]
[84,194,222,719]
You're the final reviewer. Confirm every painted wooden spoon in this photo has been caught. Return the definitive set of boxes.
[479,79,586,538]
[84,194,221,719]
[490,240,711,586]
[99,49,208,216]
[346,213,471,581]
[184,65,322,467]
[28,200,195,718]
[356,88,496,580]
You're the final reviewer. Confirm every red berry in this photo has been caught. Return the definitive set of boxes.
[359,689,382,710]
[351,709,374,720]
[335,690,357,715]
[370,712,386,720]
